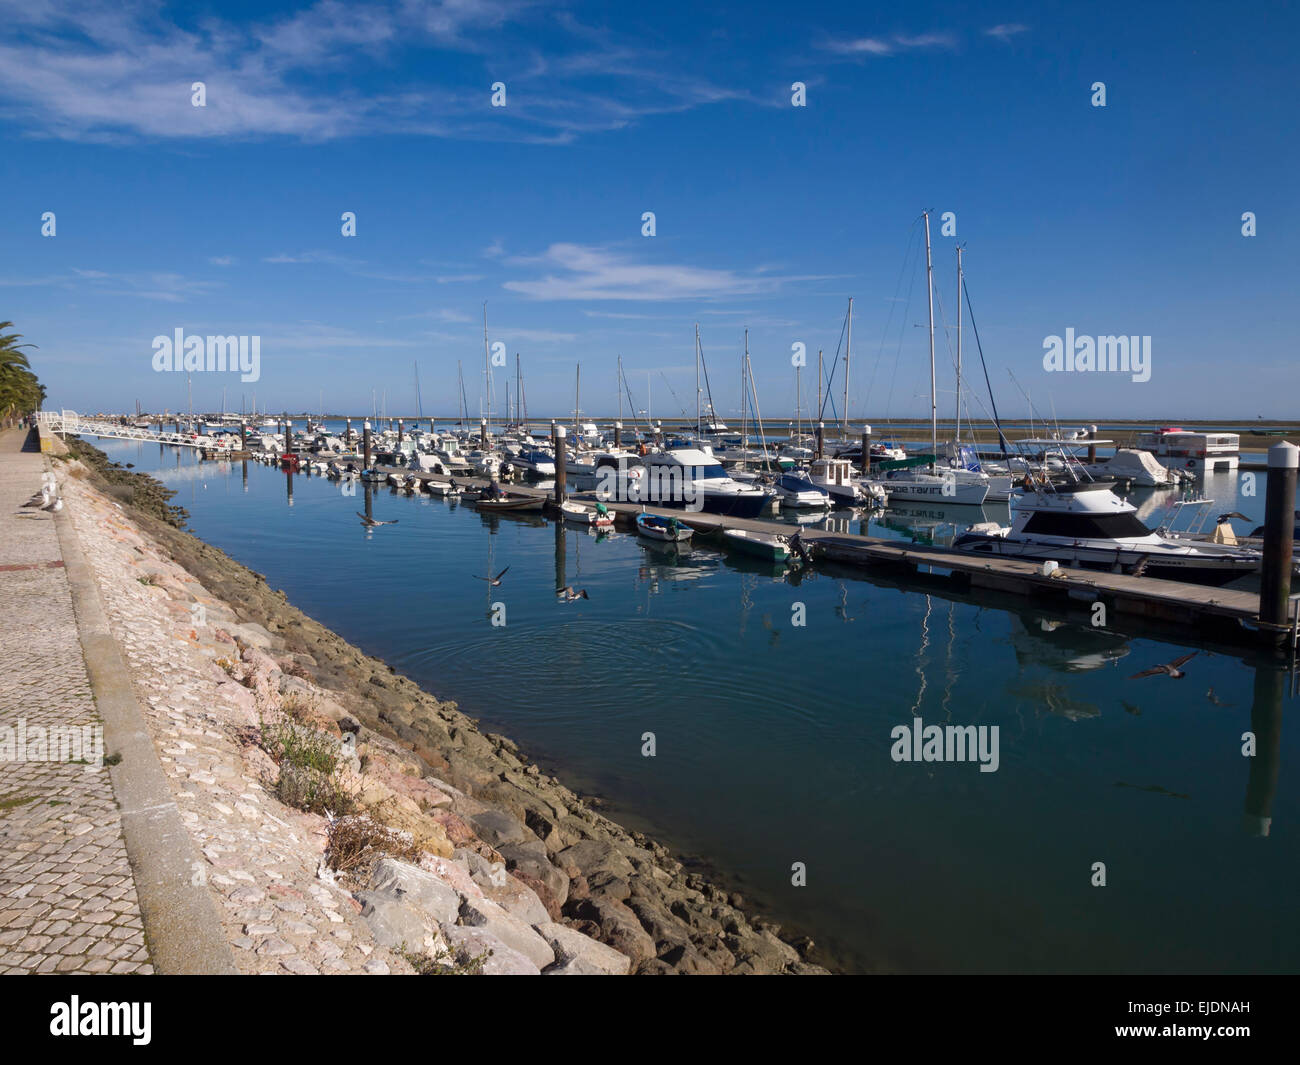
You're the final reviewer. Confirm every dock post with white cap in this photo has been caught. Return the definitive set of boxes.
[554,425,567,506]
[1259,440,1298,632]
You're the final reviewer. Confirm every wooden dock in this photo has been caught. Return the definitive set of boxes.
[367,470,1298,647]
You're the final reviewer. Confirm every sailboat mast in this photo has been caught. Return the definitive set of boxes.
[694,323,701,437]
[482,303,491,431]
[617,354,623,425]
[955,246,963,444]
[844,296,852,439]
[741,329,749,449]
[924,210,937,467]
[574,364,580,437]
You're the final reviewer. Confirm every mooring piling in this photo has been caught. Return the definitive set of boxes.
[861,424,872,475]
[555,425,568,505]
[1259,440,1298,633]
[362,420,372,469]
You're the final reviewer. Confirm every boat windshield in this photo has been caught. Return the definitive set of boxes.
[693,463,730,480]
[1021,511,1152,538]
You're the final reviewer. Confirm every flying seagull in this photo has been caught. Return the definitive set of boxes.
[1216,512,1250,525]
[557,585,589,601]
[357,512,398,527]
[474,566,510,586]
[1129,651,1198,680]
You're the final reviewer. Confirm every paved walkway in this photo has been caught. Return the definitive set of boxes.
[0,428,152,973]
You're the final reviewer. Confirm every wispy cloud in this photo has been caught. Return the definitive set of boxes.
[0,0,750,144]
[504,243,825,302]
[821,32,958,58]
[984,24,1030,41]
[209,256,236,267]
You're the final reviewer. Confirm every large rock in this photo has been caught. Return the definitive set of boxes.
[535,921,631,975]
[568,897,656,968]
[356,893,443,954]
[442,926,540,975]
[484,874,549,927]
[498,840,568,908]
[367,858,460,925]
[553,840,635,880]
[468,808,535,849]
[458,898,554,969]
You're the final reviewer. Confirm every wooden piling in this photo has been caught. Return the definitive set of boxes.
[1087,424,1098,465]
[555,425,568,505]
[480,418,487,449]
[815,421,824,461]
[397,419,404,447]
[362,420,372,469]
[613,420,622,449]
[1259,440,1298,631]
[861,424,872,475]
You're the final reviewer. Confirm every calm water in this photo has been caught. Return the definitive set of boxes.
[102,439,1298,973]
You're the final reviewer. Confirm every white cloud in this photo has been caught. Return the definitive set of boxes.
[984,24,1029,41]
[821,32,957,57]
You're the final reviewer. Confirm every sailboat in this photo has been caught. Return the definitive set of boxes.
[868,213,989,506]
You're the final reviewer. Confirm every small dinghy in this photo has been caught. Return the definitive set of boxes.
[426,480,460,497]
[635,512,693,542]
[562,500,614,528]
[474,493,545,512]
[721,528,791,562]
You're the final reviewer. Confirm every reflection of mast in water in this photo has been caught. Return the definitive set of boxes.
[940,601,958,721]
[738,573,756,637]
[910,594,933,717]
[1243,662,1284,837]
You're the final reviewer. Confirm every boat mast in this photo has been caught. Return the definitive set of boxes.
[482,303,491,433]
[955,246,963,445]
[817,349,823,433]
[924,210,937,469]
[574,363,580,438]
[617,354,623,426]
[843,296,852,440]
[694,323,701,438]
[741,329,749,450]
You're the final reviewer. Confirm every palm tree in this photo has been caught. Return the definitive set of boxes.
[0,321,41,427]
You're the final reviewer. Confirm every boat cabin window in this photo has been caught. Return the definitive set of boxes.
[1021,511,1151,538]
[693,463,729,480]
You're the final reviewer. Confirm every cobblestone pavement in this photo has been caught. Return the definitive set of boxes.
[0,429,152,974]
[59,456,408,974]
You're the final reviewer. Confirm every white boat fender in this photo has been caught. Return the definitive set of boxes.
[1040,560,1060,577]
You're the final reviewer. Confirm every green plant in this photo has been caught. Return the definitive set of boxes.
[399,945,492,976]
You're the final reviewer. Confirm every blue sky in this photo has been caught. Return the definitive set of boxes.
[1,0,1296,421]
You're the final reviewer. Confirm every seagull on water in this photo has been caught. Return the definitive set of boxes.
[474,566,510,587]
[1129,651,1198,680]
[357,512,398,527]
[557,585,589,601]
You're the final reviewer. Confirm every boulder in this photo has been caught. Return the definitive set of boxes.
[535,921,631,976]
[356,893,442,954]
[368,858,460,925]
[498,840,568,908]
[568,897,656,968]
[458,898,555,969]
[553,840,635,881]
[442,926,540,975]
[483,874,549,927]
[468,808,535,849]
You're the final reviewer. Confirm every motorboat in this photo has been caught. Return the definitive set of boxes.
[869,465,990,505]
[1082,447,1186,487]
[635,512,693,542]
[774,470,830,508]
[561,500,614,528]
[721,528,792,563]
[808,457,867,506]
[634,448,774,518]
[951,481,1261,585]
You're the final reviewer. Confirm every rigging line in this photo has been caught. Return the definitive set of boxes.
[817,305,849,424]
[660,372,690,419]
[962,277,1011,452]
[864,216,921,417]
[699,334,718,427]
[882,225,922,430]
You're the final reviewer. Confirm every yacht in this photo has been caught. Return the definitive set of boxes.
[870,466,990,505]
[952,482,1261,585]
[629,448,774,518]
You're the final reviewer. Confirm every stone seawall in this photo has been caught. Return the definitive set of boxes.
[55,440,829,975]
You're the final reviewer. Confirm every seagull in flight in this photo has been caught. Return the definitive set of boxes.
[357,512,398,527]
[1129,651,1198,680]
[474,566,510,586]
[557,585,588,601]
